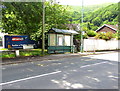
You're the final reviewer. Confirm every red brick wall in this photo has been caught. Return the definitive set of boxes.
[97,26,116,33]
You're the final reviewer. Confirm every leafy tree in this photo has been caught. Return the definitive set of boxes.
[87,22,91,30]
[92,17,102,26]
[2,2,43,36]
[82,3,118,30]
[2,2,71,42]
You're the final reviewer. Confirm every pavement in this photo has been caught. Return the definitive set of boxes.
[1,50,118,65]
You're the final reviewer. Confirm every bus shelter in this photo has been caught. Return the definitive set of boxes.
[47,28,78,53]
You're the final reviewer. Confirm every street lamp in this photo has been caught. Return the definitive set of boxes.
[42,0,45,56]
[80,0,84,53]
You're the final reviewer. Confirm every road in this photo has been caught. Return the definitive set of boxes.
[1,52,119,89]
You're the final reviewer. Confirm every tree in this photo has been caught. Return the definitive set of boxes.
[2,2,43,36]
[2,2,71,42]
[92,17,102,26]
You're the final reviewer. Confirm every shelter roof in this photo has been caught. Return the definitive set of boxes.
[48,28,78,35]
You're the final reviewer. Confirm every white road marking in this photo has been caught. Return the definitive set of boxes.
[108,75,118,79]
[80,61,108,68]
[0,71,61,86]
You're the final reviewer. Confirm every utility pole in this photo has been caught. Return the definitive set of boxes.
[80,0,84,53]
[42,0,45,56]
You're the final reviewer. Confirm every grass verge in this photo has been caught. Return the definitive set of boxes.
[1,49,48,58]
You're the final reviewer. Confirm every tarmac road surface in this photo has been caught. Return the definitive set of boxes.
[1,51,119,89]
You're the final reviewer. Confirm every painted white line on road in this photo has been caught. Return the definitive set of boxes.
[0,71,61,86]
[80,61,108,68]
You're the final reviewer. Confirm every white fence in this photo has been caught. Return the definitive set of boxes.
[83,38,120,51]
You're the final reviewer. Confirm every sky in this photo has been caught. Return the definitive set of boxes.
[55,0,119,6]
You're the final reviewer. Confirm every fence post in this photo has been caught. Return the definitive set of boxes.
[15,50,20,57]
[72,45,75,53]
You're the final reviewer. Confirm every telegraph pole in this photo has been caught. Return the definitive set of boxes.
[80,0,84,53]
[42,0,45,56]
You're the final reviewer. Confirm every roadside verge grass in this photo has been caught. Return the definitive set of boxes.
[1,49,48,58]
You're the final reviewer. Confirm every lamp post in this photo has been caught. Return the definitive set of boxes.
[80,0,84,53]
[42,0,45,56]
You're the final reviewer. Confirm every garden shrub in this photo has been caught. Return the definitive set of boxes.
[115,30,120,40]
[95,32,115,41]
[87,30,97,37]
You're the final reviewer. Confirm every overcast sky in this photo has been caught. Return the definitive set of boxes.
[55,0,119,6]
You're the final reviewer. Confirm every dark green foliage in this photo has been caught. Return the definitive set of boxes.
[70,3,118,31]
[2,2,71,41]
[1,2,119,43]
[2,2,42,34]
[87,3,118,29]
[2,2,43,38]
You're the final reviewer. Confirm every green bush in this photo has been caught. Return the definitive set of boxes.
[95,32,115,41]
[114,30,120,40]
[87,30,97,37]
[2,53,16,58]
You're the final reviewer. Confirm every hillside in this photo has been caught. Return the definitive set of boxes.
[71,3,114,12]
[69,3,118,31]
[84,3,118,26]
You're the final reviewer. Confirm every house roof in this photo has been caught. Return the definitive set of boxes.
[96,24,118,32]
[48,28,78,35]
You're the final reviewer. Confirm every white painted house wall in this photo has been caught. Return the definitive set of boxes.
[83,39,120,51]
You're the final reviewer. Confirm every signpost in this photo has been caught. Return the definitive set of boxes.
[80,0,84,53]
